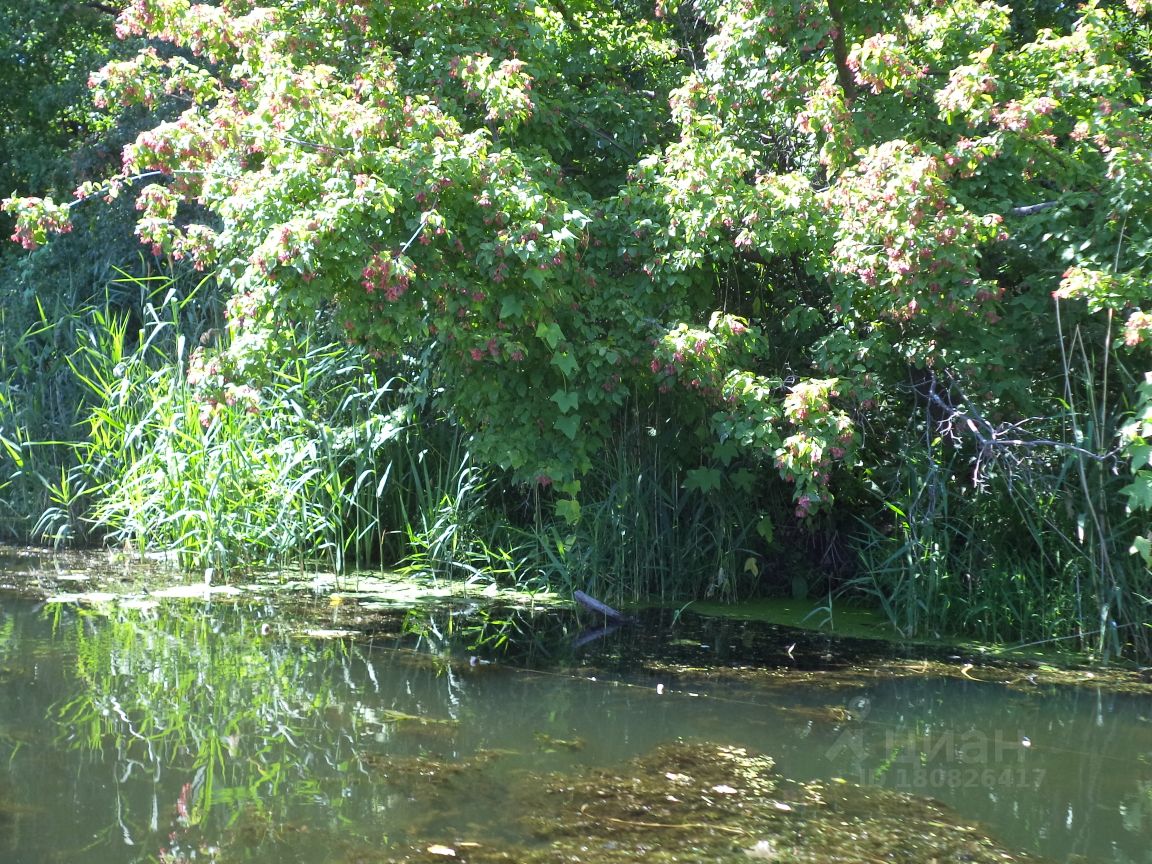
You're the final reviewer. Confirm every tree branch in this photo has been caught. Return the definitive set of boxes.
[826,0,856,106]
[547,0,583,35]
[80,1,121,15]
[1010,201,1058,216]
[921,373,1118,490]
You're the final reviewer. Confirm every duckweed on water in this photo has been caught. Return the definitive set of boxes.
[355,742,1041,864]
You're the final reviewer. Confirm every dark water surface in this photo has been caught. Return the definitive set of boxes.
[0,590,1149,863]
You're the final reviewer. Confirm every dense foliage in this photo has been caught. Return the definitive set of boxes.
[4,0,1152,657]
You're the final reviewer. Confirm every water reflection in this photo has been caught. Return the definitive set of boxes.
[0,595,1149,863]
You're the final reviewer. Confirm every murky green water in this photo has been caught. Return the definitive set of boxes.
[0,590,1149,864]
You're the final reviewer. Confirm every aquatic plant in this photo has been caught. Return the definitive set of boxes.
[372,740,1047,864]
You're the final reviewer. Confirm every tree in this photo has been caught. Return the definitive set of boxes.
[6,0,1152,649]
[0,1,123,221]
[646,0,1152,647]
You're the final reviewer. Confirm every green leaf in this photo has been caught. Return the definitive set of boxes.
[712,438,740,466]
[1128,443,1152,471]
[550,389,579,413]
[554,414,580,440]
[1131,535,1152,564]
[551,351,578,377]
[535,321,563,350]
[683,466,723,493]
[730,468,756,493]
[0,432,23,467]
[555,497,581,524]
[1122,471,1152,511]
[563,209,591,228]
[499,295,524,319]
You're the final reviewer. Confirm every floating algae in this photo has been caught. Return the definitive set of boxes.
[362,709,463,745]
[635,653,1152,697]
[380,709,460,730]
[533,731,586,752]
[359,741,1044,864]
[362,749,511,795]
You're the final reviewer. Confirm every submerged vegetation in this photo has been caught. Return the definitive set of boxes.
[498,741,1044,864]
[2,0,1152,659]
[6,589,1149,863]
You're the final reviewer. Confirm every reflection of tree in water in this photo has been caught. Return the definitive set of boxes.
[400,599,583,666]
[52,599,474,862]
[23,597,1152,864]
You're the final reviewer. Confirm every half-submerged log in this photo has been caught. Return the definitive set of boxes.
[573,589,629,622]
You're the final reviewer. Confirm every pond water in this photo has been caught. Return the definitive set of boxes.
[0,588,1149,864]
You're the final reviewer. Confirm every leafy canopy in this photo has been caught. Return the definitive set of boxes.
[6,0,1152,531]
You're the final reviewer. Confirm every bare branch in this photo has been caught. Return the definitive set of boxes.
[921,372,1118,489]
[1010,201,1058,216]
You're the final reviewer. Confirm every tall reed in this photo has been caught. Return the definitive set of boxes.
[523,402,761,605]
[11,269,532,585]
[22,273,372,574]
[844,308,1151,659]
